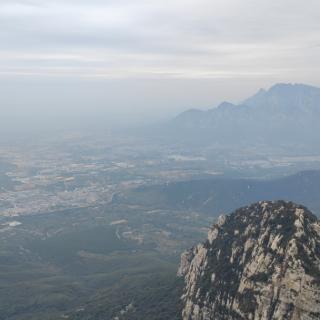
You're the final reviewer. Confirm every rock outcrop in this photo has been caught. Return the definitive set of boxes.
[179,201,320,320]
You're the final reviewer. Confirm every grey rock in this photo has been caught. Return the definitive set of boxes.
[179,201,320,320]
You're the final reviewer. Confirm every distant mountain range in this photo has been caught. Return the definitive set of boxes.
[114,170,320,216]
[171,83,320,148]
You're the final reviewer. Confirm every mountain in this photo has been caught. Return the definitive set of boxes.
[178,201,320,320]
[243,83,320,112]
[173,83,320,148]
[113,170,320,217]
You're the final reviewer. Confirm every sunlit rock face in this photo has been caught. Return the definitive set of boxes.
[179,201,320,320]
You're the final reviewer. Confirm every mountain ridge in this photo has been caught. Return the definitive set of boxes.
[176,83,320,116]
[113,170,320,217]
[172,83,320,148]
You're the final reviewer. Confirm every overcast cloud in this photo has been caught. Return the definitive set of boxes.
[1,0,320,123]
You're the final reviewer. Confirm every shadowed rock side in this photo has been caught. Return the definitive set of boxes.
[178,201,320,320]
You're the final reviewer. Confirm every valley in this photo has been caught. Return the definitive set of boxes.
[0,130,319,319]
[0,84,320,319]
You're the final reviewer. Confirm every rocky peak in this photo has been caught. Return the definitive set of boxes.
[216,102,237,110]
[179,201,320,320]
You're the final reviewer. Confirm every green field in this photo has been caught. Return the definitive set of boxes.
[0,205,193,320]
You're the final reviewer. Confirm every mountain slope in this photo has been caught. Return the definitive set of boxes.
[179,201,320,320]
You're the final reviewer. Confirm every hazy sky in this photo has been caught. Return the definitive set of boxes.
[1,0,320,124]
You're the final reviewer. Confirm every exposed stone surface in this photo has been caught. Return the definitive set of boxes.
[179,201,320,320]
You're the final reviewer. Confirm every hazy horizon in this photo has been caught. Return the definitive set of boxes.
[1,0,320,128]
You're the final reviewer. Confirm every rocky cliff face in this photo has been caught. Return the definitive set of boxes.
[178,201,320,320]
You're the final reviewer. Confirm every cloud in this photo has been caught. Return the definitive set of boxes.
[0,0,319,80]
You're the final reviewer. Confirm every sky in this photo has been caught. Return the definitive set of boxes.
[1,0,320,126]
